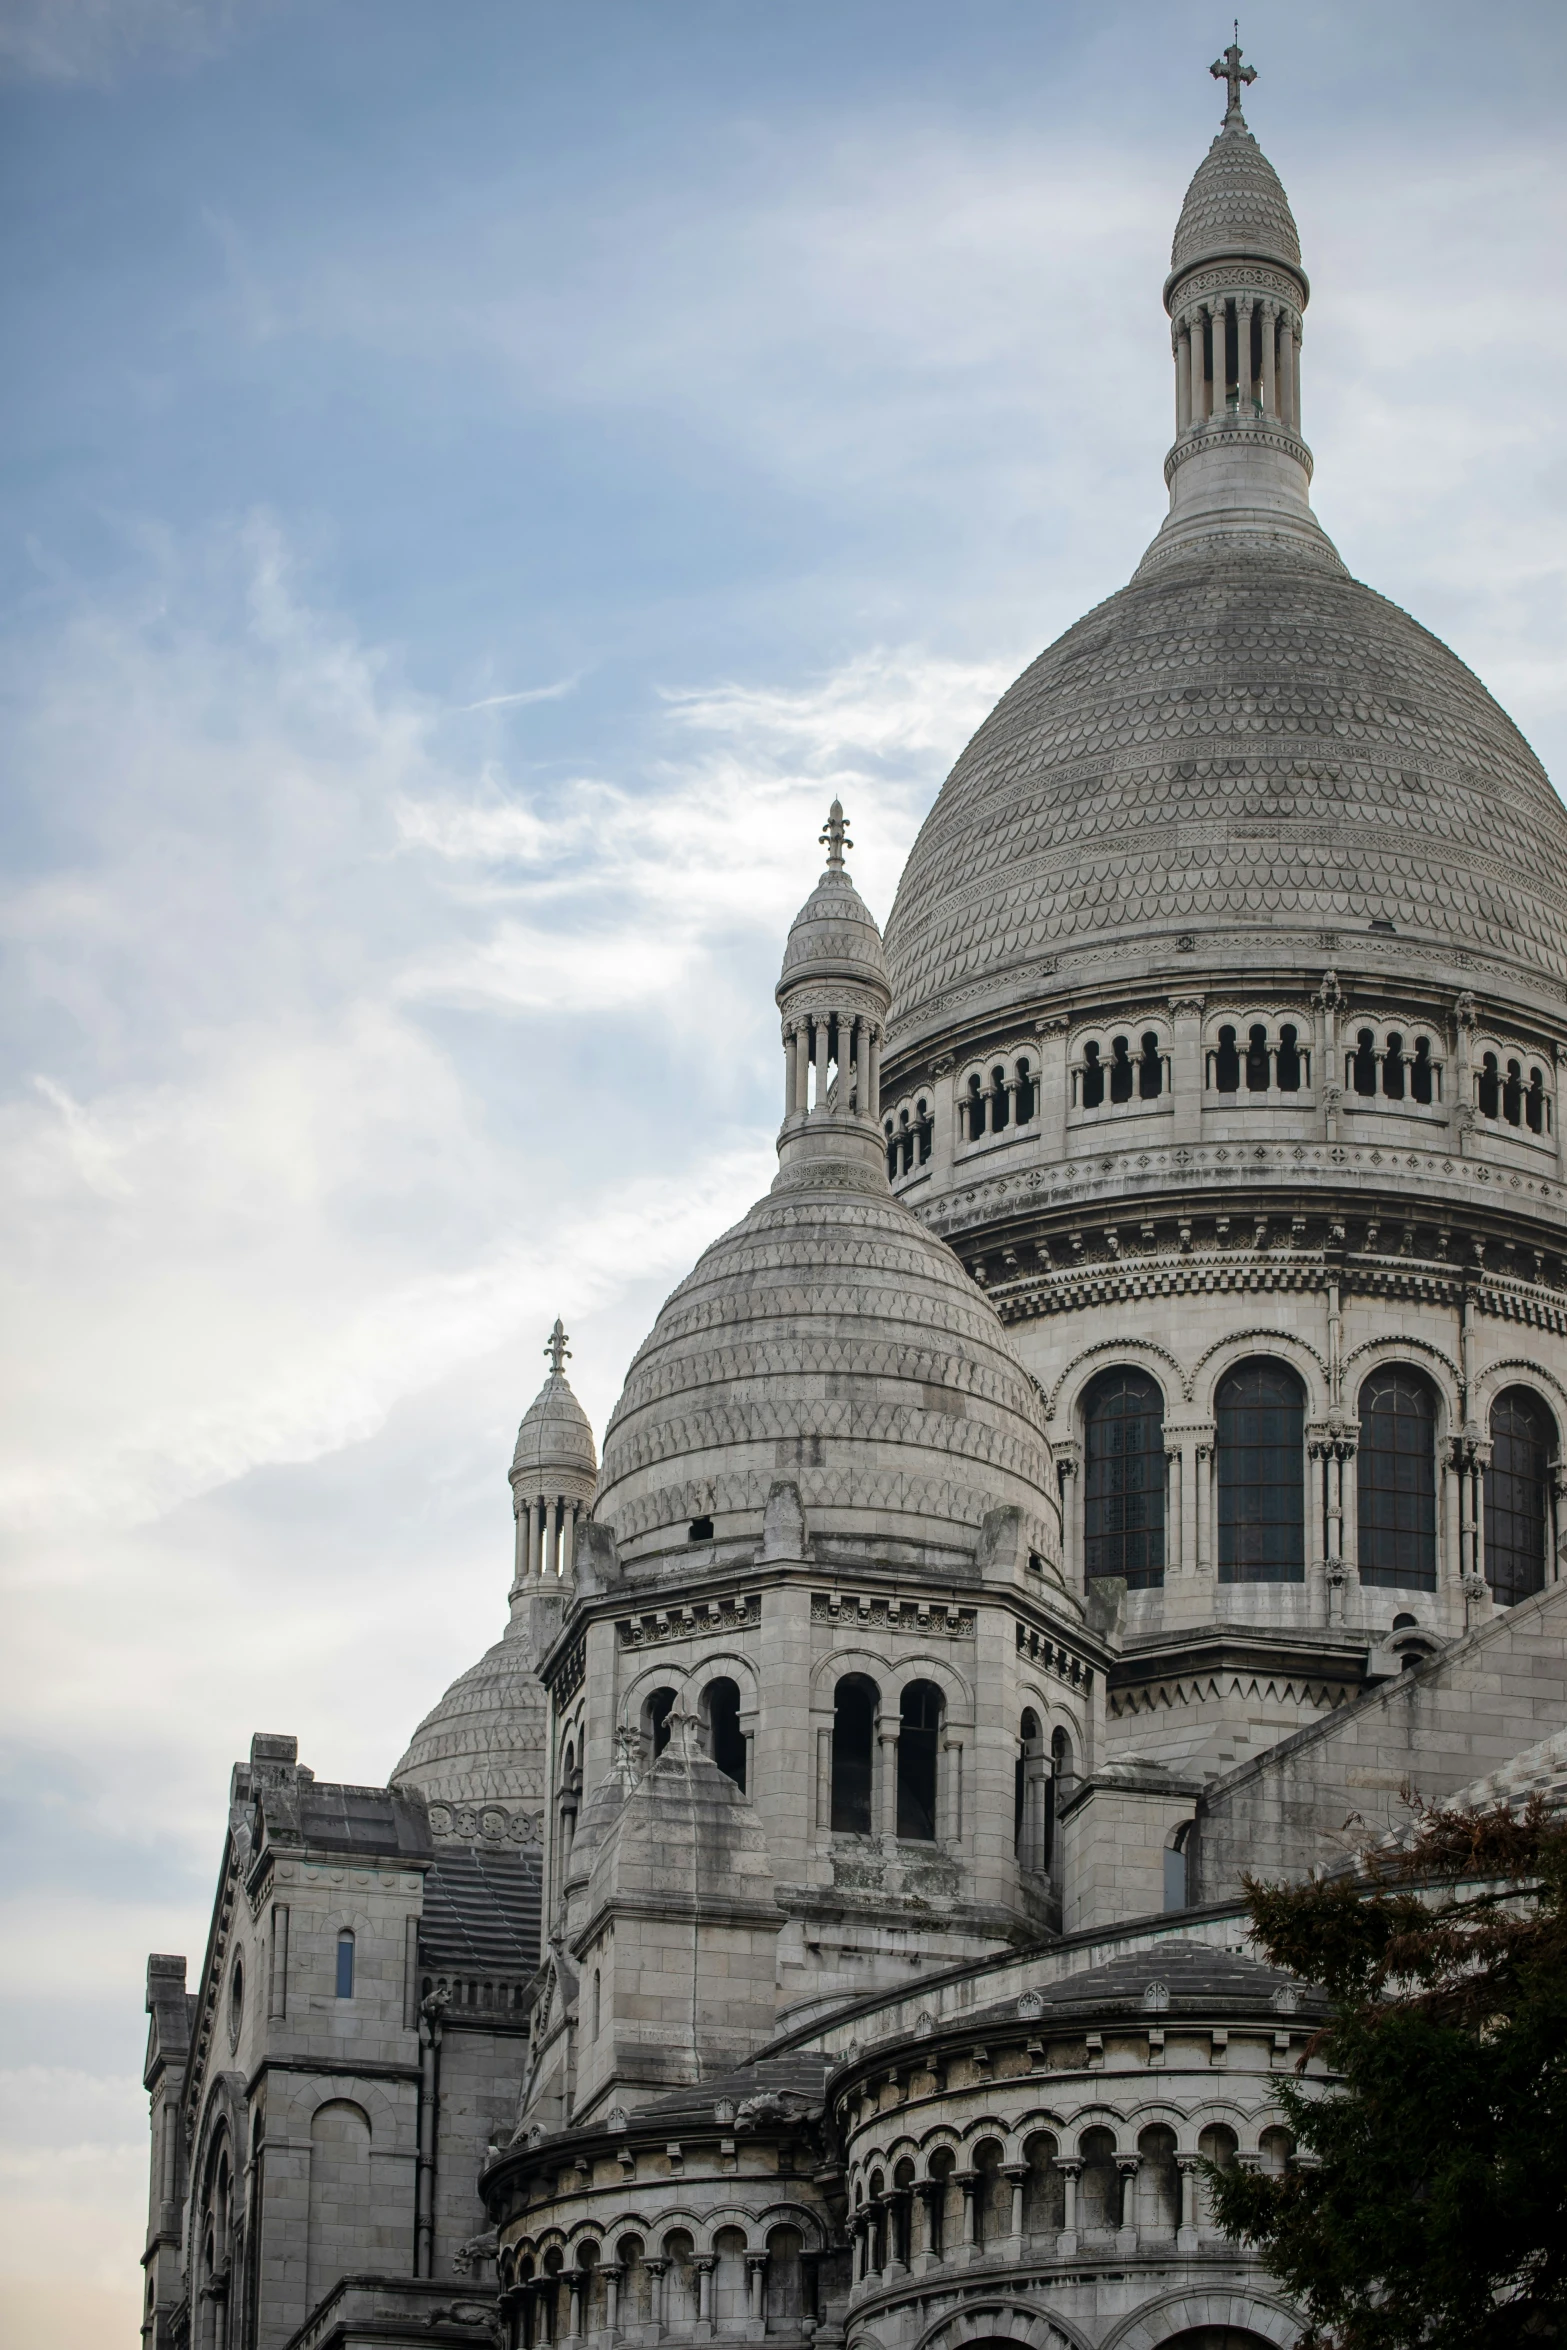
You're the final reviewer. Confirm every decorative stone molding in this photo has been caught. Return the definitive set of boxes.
[426,1801,543,1846]
[617,1592,760,1649]
[811,1592,976,1638]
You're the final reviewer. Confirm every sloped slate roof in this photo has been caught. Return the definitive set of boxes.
[420,1846,542,1976]
[966,1937,1326,2029]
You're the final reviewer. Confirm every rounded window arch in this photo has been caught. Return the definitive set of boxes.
[643,1686,677,1759]
[1358,1366,1438,1589]
[1486,1387,1554,1606]
[1216,1358,1306,1582]
[701,1676,747,1790]
[830,1673,878,1835]
[896,1680,943,1842]
[1082,1366,1166,1588]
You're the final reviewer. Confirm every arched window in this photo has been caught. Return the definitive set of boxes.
[646,1686,677,1759]
[966,1070,985,1136]
[1486,1388,1552,1606]
[1411,1035,1435,1103]
[1081,1040,1105,1109]
[1015,1708,1043,1869]
[1014,1060,1035,1121]
[1351,1029,1378,1095]
[916,1096,933,1160]
[1245,1023,1270,1091]
[884,1118,897,1180]
[1216,1358,1305,1582]
[1382,1032,1405,1099]
[1138,1032,1163,1098]
[703,1676,746,1790]
[1082,1367,1166,1587]
[830,1674,878,1834]
[897,1681,942,1841]
[1045,1726,1073,1877]
[1504,1059,1524,1125]
[1358,1367,1437,1589]
[335,1930,355,1999]
[1276,1024,1302,1091]
[1077,2128,1118,2231]
[591,1967,601,2038]
[1478,1052,1501,1118]
[1109,1035,1134,1102]
[1163,1821,1191,1912]
[1214,1026,1240,1092]
[991,1064,1010,1128]
[1527,1068,1546,1133]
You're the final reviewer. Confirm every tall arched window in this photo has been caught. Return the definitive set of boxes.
[335,1930,355,1999]
[1216,1358,1305,1582]
[830,1674,878,1834]
[646,1687,677,1758]
[897,1681,942,1841]
[702,1677,746,1789]
[1487,1388,1553,1606]
[1082,1367,1166,1587]
[1358,1367,1438,1589]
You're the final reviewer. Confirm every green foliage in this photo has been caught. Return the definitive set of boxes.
[1209,1796,1567,2350]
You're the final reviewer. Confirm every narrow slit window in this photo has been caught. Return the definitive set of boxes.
[990,1065,1009,1129]
[1504,1060,1524,1125]
[896,1681,942,1841]
[1214,1026,1240,1092]
[1015,1060,1035,1121]
[1382,1033,1405,1099]
[1275,1024,1301,1091]
[1245,1024,1270,1092]
[1138,1033,1163,1099]
[1109,1037,1134,1103]
[1527,1069,1545,1134]
[1411,1036,1434,1104]
[1479,1053,1500,1118]
[335,1931,355,2000]
[1352,1029,1378,1095]
[1081,1042,1105,1109]
[830,1675,877,1834]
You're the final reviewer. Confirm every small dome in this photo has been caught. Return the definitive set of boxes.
[510,1322,597,1493]
[1170,119,1301,280]
[776,800,890,1002]
[389,1623,547,1806]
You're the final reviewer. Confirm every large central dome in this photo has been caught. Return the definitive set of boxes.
[883,548,1567,1049]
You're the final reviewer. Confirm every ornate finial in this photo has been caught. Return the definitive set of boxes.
[1211,27,1256,123]
[819,799,852,872]
[544,1318,570,1375]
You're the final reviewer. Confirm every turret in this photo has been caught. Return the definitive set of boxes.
[774,799,891,1184]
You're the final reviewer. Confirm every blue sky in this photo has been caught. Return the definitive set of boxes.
[3,1,1567,2337]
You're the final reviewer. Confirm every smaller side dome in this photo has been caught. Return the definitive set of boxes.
[1170,118,1301,280]
[510,1318,597,1495]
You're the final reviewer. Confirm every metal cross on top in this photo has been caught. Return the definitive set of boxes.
[544,1318,571,1374]
[819,798,853,870]
[1211,27,1256,120]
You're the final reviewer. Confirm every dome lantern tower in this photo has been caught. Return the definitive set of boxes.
[1144,39,1341,576]
[775,797,890,1184]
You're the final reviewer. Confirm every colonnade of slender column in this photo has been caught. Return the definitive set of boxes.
[515,1492,586,1582]
[783,1008,881,1122]
[1172,293,1301,432]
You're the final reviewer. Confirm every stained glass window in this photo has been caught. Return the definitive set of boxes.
[1486,1388,1551,1607]
[1358,1369,1437,1588]
[1217,1359,1305,1582]
[1083,1368,1165,1588]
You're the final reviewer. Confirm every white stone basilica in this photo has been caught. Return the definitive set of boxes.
[142,47,1567,2350]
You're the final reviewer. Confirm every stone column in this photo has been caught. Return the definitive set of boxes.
[1057,1452,1080,1588]
[941,1735,964,1846]
[1165,1442,1184,1573]
[604,2265,622,2333]
[815,1726,832,1830]
[783,1024,799,1121]
[1340,1440,1359,1592]
[645,2260,666,2328]
[1556,1043,1567,1178]
[812,1016,830,1114]
[1168,996,1205,1147]
[957,2171,979,2248]
[1195,1440,1213,1577]
[1291,317,1303,431]
[1236,295,1255,410]
[852,1017,869,1119]
[867,1023,882,1121]
[567,2274,583,2338]
[746,2256,767,2320]
[877,1713,900,1846]
[1175,323,1191,434]
[1261,300,1278,416]
[695,2258,714,2322]
[1177,2155,1200,2240]
[1211,298,1230,407]
[1117,2156,1141,2237]
[1190,308,1208,422]
[560,1501,578,1582]
[1056,2159,1081,2251]
[1004,2164,1028,2241]
[525,1495,541,1582]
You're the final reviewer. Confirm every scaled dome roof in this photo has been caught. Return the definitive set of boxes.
[390,1624,546,1807]
[777,801,891,1000]
[883,544,1567,1047]
[510,1325,597,1492]
[1170,116,1302,277]
[593,1150,1060,1572]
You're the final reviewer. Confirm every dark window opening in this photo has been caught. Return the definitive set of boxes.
[1083,1367,1166,1588]
[1081,1041,1105,1109]
[1109,1036,1134,1103]
[1358,1368,1437,1589]
[1479,1052,1500,1118]
[1411,1036,1434,1104]
[1276,1024,1302,1091]
[916,1098,933,1160]
[830,1674,878,1834]
[1045,1727,1073,1875]
[1527,1069,1546,1134]
[1014,1061,1034,1121]
[648,1687,677,1758]
[898,1110,912,1174]
[897,1681,943,1841]
[335,1931,355,2000]
[1137,1032,1163,1099]
[1163,1822,1191,1913]
[687,1515,714,1541]
[990,1065,1009,1129]
[1382,1033,1405,1100]
[1014,1707,1040,1860]
[1217,1358,1305,1583]
[1487,1387,1551,1607]
[1214,1025,1240,1092]
[1352,1029,1378,1095]
[1504,1059,1524,1125]
[967,1072,985,1136]
[704,1677,747,1790]
[1245,1023,1270,1091]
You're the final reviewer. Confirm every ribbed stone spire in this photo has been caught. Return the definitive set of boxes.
[774,802,890,1185]
[1138,43,1340,579]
